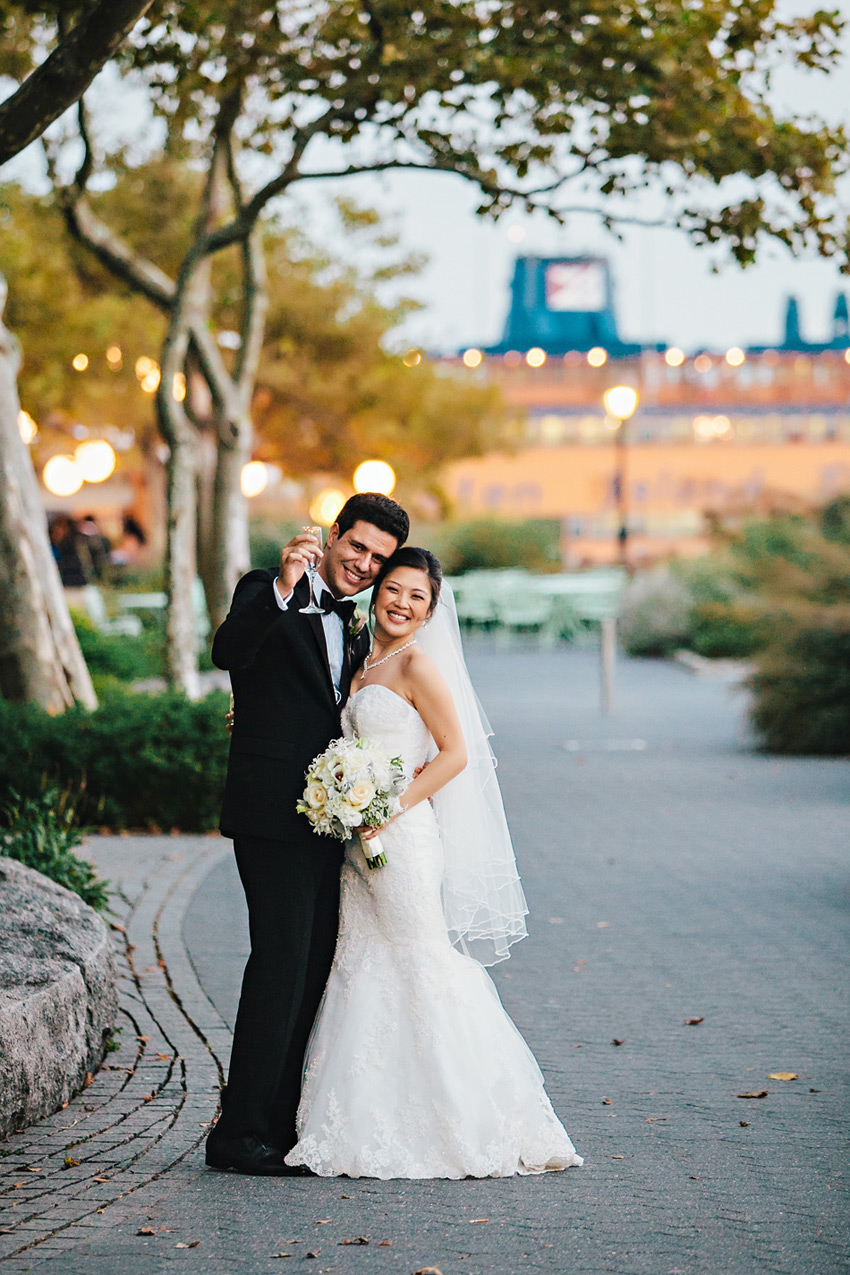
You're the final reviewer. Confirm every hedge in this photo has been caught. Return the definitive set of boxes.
[0,688,230,832]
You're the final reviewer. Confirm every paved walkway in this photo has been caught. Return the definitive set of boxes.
[1,646,847,1274]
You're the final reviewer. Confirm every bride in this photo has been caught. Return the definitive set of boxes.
[285,546,583,1179]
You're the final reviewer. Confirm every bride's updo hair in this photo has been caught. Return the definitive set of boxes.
[371,546,442,615]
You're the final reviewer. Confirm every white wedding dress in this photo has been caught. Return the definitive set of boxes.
[285,683,583,1179]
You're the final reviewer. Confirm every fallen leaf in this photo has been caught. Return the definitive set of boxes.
[737,1091,768,1099]
[339,1194,352,1199]
[768,1073,797,1081]
[155,1053,172,1061]
[64,1156,81,1168]
[470,1218,489,1223]
[92,1176,111,1183]
[413,1269,443,1275]
[684,1017,704,1026]
[144,1092,157,1102]
[305,1252,320,1259]
[137,1034,149,1043]
[338,1237,369,1245]
[0,1229,15,1235]
[175,1240,200,1248]
[13,1183,25,1189]
[740,1121,751,1127]
[611,1155,625,1160]
[271,1255,292,1260]
[612,1038,625,1047]
[137,1227,156,1236]
[596,921,610,928]
[314,1219,332,1224]
[571,1043,582,1048]
[689,1175,699,1181]
[645,1117,667,1122]
[378,1240,392,1246]
[810,1088,821,1093]
[25,1166,42,1172]
[602,1098,612,1105]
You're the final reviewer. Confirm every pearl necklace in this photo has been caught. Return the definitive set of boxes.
[360,639,417,680]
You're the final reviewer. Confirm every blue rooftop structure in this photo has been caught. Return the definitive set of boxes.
[748,291,850,354]
[482,255,661,357]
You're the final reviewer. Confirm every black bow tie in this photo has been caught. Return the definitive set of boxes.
[318,589,356,624]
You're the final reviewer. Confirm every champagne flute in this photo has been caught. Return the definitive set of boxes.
[299,524,325,614]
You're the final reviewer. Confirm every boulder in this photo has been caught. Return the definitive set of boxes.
[0,857,117,1136]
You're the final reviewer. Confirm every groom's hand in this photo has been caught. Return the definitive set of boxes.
[278,531,323,595]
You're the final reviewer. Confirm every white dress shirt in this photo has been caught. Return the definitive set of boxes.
[273,575,345,703]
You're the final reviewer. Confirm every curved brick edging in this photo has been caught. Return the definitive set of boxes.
[0,857,118,1138]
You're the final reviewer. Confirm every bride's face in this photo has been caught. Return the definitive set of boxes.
[374,567,433,641]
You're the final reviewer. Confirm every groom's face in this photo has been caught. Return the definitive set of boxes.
[321,519,398,597]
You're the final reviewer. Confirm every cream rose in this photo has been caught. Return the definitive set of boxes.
[304,781,329,810]
[348,779,376,810]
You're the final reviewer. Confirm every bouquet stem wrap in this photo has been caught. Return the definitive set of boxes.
[359,831,387,870]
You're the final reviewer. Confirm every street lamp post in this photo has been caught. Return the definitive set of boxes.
[602,385,639,569]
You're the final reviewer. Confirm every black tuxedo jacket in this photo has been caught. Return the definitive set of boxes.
[213,569,371,842]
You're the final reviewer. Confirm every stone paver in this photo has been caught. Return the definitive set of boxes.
[1,645,847,1274]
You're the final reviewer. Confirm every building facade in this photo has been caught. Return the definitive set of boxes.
[443,256,850,564]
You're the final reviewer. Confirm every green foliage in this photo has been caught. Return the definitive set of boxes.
[0,787,109,912]
[747,613,850,755]
[618,568,693,657]
[119,0,849,266]
[0,688,230,832]
[432,520,561,575]
[71,611,164,686]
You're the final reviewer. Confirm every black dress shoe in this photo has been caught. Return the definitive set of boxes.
[205,1133,302,1176]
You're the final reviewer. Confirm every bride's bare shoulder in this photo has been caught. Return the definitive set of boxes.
[402,646,449,697]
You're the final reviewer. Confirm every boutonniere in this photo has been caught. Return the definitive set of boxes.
[349,609,368,638]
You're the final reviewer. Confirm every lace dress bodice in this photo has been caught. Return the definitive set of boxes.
[341,683,432,776]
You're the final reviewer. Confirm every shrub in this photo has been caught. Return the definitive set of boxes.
[434,519,561,575]
[71,612,164,685]
[1,788,109,911]
[618,568,693,656]
[0,688,230,832]
[748,610,850,754]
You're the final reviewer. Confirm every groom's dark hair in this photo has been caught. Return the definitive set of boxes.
[335,493,409,547]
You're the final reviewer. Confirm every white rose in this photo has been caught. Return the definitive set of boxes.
[348,779,376,810]
[304,781,328,810]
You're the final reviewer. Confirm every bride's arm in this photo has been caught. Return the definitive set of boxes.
[361,654,467,837]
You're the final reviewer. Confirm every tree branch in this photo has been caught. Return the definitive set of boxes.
[0,0,155,168]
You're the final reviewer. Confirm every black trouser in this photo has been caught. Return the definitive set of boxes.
[210,833,342,1151]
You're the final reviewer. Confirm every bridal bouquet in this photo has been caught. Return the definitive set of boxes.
[297,738,406,869]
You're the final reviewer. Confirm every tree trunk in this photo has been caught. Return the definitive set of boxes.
[0,279,97,712]
[162,435,201,700]
[207,422,252,631]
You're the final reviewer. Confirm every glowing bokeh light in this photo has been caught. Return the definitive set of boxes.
[72,353,89,372]
[526,347,546,368]
[135,355,157,380]
[462,348,483,368]
[140,367,161,393]
[106,345,122,367]
[353,459,396,496]
[18,410,37,444]
[43,455,83,496]
[587,347,607,367]
[240,460,269,498]
[309,488,346,527]
[402,349,422,367]
[603,386,639,420]
[694,354,712,373]
[172,372,186,402]
[75,439,117,483]
[725,347,745,367]
[664,347,685,367]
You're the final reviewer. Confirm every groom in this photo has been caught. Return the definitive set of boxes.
[206,492,409,1175]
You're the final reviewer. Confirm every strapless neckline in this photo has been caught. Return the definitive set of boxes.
[347,683,418,714]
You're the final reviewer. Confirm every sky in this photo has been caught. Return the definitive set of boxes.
[4,4,850,357]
